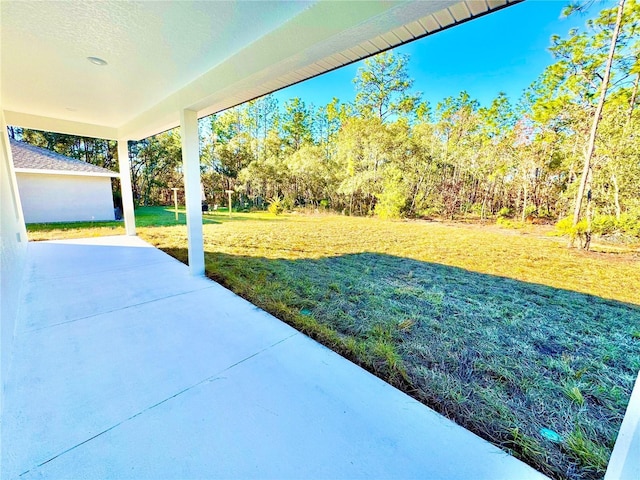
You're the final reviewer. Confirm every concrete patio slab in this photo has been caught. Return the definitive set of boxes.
[2,236,549,479]
[18,259,214,332]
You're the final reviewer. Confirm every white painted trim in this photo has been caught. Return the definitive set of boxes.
[3,111,118,140]
[117,140,136,236]
[118,1,515,140]
[605,371,640,480]
[180,109,204,277]
[14,167,118,178]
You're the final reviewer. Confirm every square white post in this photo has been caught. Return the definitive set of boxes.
[605,371,640,480]
[172,187,180,221]
[117,139,136,236]
[180,109,205,276]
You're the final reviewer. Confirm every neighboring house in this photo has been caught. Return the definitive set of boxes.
[10,139,117,223]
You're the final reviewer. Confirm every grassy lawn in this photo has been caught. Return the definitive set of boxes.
[25,206,221,240]
[28,209,640,480]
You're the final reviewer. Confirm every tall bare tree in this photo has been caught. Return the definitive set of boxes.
[572,0,627,229]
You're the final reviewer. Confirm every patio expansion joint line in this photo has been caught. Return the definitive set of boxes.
[22,284,219,334]
[19,331,300,477]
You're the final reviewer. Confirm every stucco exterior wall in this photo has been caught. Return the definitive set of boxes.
[16,173,115,223]
[1,115,28,413]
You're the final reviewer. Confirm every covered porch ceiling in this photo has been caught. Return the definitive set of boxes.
[2,0,520,141]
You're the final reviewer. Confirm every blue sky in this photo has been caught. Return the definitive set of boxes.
[272,0,609,110]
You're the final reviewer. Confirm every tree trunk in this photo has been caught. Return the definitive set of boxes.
[584,168,594,250]
[628,71,639,123]
[611,173,621,221]
[83,138,89,163]
[481,184,491,221]
[572,0,626,227]
[521,181,528,223]
[411,174,424,214]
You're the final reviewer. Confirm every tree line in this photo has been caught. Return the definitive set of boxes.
[11,1,640,242]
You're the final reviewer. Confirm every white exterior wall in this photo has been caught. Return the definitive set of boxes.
[1,113,28,413]
[16,173,115,223]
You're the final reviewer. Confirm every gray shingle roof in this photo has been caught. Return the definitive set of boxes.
[10,139,118,176]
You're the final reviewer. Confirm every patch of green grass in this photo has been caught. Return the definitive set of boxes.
[565,426,611,476]
[26,219,124,239]
[26,206,226,241]
[563,384,586,407]
[508,427,547,467]
[31,211,640,480]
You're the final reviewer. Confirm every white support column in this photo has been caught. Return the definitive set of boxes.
[180,109,205,277]
[117,139,136,236]
[605,371,640,480]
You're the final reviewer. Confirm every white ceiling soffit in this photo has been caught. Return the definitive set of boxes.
[1,0,521,141]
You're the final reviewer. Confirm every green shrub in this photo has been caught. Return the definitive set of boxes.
[588,213,640,238]
[376,189,405,219]
[376,168,407,220]
[267,196,284,215]
[282,196,295,212]
[419,206,441,218]
[537,206,554,219]
[497,207,513,219]
[618,212,640,237]
[591,215,617,236]
[524,204,537,218]
[497,217,513,228]
[470,203,484,216]
[556,216,588,245]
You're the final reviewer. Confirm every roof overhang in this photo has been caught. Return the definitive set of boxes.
[1,0,522,141]
[14,168,119,178]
